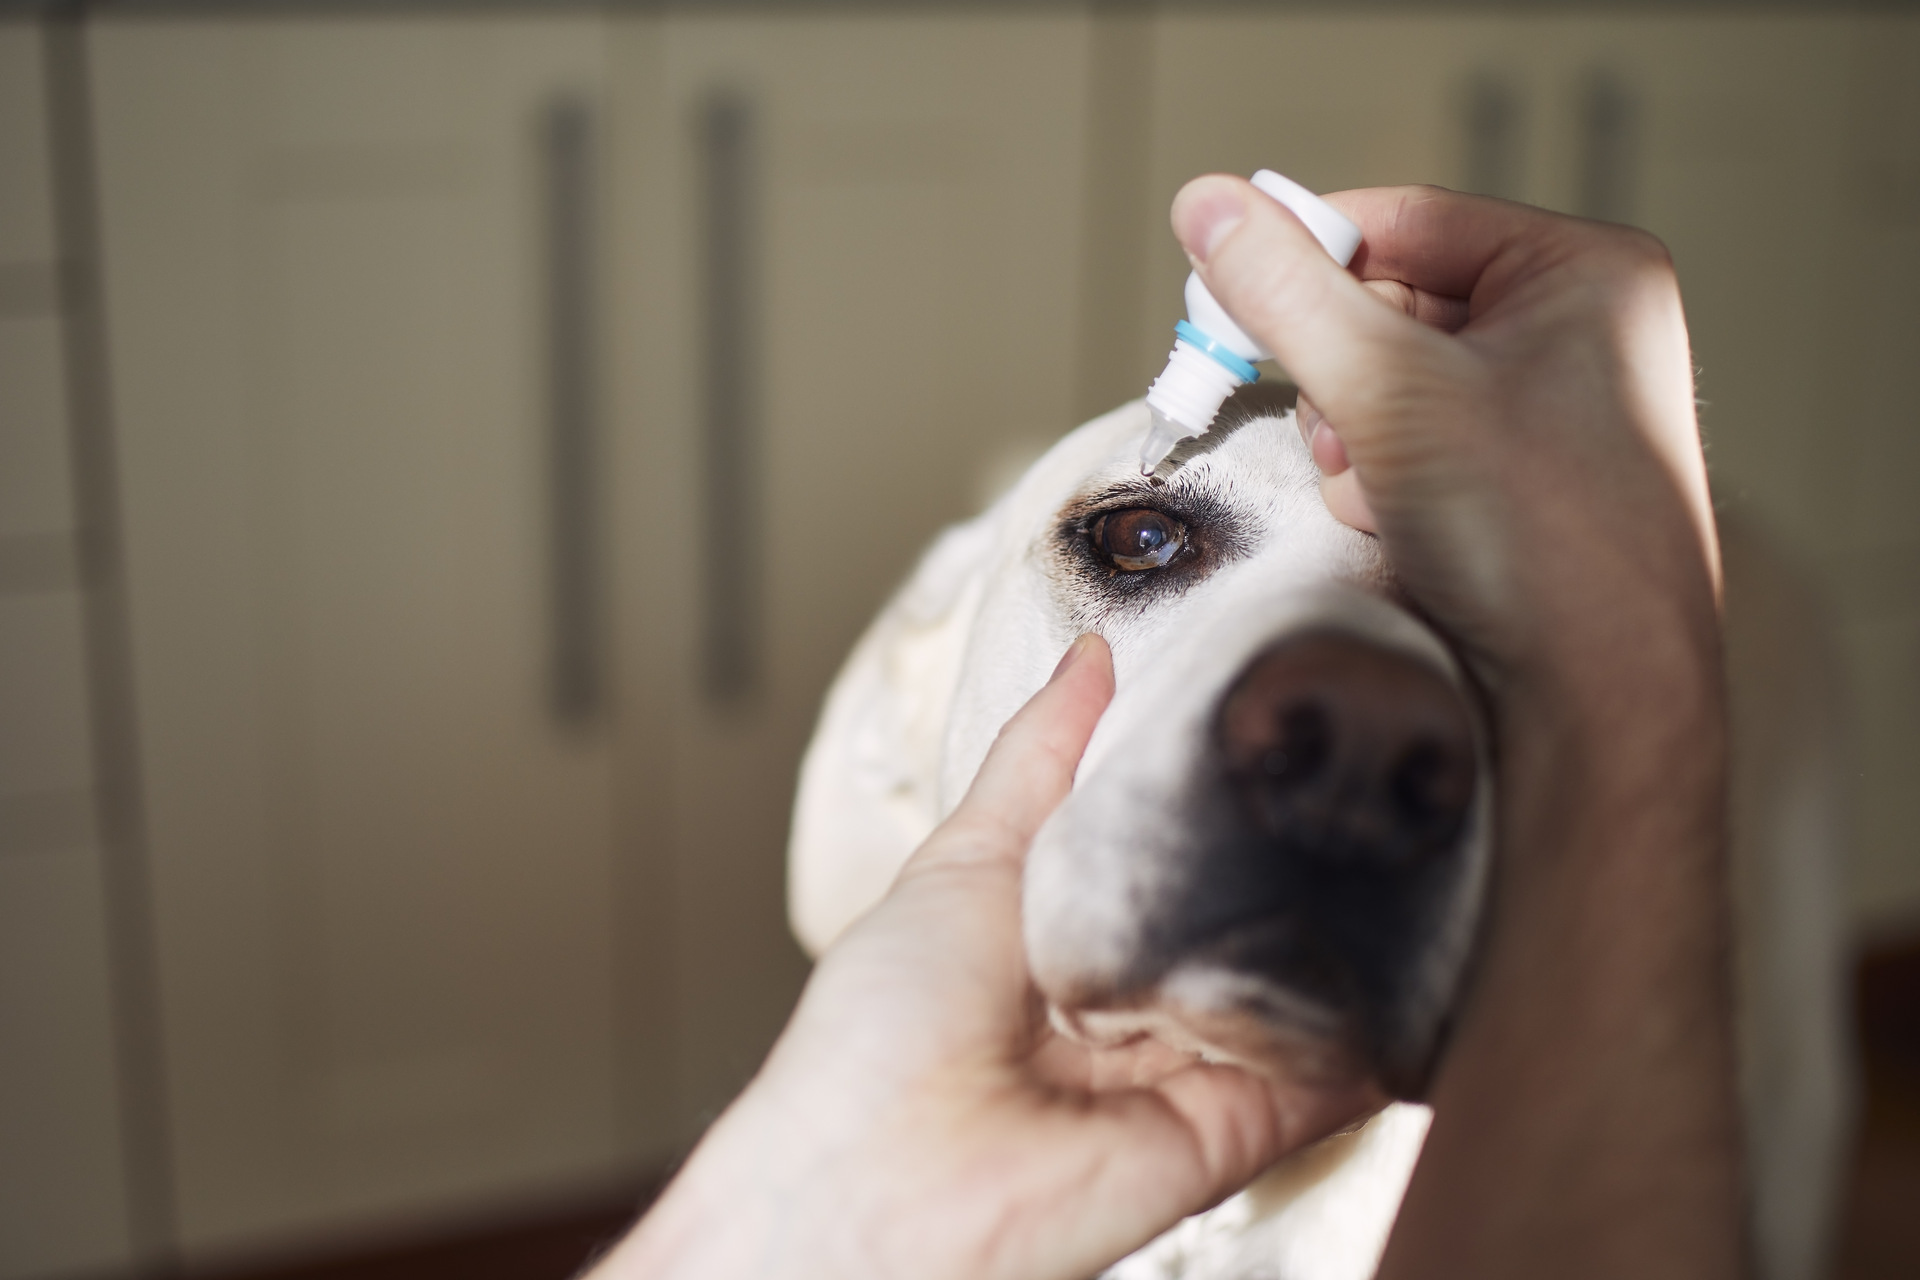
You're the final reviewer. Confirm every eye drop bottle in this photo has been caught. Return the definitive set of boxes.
[1139,170,1363,474]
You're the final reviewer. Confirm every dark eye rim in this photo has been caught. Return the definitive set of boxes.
[1048,481,1248,616]
[1089,508,1187,572]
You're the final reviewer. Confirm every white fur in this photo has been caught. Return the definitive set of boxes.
[791,401,1460,1278]
[787,400,1850,1280]
[1108,1103,1432,1280]
[1023,577,1490,1085]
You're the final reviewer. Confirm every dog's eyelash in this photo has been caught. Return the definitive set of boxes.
[1065,484,1218,535]
[1045,486,1252,627]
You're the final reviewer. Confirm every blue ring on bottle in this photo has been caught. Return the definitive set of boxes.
[1175,319,1260,384]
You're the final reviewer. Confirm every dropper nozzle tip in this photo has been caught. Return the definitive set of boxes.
[1138,408,1191,475]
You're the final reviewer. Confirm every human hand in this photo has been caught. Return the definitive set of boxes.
[593,634,1381,1280]
[1170,182,1743,1277]
[1173,180,1720,706]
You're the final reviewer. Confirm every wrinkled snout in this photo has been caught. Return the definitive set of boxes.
[1216,634,1477,872]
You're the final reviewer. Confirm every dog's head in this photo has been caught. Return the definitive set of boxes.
[790,389,1490,1099]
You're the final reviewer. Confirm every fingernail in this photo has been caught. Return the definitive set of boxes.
[1050,634,1091,683]
[1308,419,1351,476]
[1175,184,1247,264]
[1296,397,1324,449]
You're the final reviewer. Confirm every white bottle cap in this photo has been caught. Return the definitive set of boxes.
[1249,169,1363,267]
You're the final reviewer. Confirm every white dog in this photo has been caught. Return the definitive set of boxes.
[788,391,1848,1280]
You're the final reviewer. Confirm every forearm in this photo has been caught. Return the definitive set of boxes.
[1381,650,1745,1278]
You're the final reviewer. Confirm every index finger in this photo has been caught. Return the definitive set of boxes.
[1325,185,1562,301]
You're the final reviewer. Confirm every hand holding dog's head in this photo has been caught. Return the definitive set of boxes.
[686,635,1382,1280]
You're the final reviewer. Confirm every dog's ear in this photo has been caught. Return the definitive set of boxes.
[787,513,995,956]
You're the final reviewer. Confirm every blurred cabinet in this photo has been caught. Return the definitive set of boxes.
[78,9,1096,1269]
[0,22,140,1279]
[89,18,633,1262]
[602,11,1093,1134]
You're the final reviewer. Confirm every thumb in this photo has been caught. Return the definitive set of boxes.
[902,633,1115,879]
[1171,175,1474,471]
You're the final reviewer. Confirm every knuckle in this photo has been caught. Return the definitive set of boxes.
[1398,183,1454,213]
[1614,225,1676,273]
[1361,277,1418,317]
[1376,184,1455,239]
[1579,222,1674,277]
[1556,224,1678,311]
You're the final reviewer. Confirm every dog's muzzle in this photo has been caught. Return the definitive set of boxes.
[1023,582,1491,1099]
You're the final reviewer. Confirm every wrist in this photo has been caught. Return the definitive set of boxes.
[1468,594,1732,1061]
[593,1081,833,1280]
[1500,572,1725,807]
[1476,584,1731,1003]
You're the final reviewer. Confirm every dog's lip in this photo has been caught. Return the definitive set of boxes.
[1043,940,1372,1088]
[1060,906,1363,1013]
[1048,997,1371,1090]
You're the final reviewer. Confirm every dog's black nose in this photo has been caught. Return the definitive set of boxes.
[1216,634,1477,866]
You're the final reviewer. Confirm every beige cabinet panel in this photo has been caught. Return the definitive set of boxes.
[86,9,1096,1256]
[0,22,56,265]
[0,316,76,544]
[0,514,132,1280]
[0,846,136,1279]
[1830,19,1920,933]
[0,25,136,1280]
[90,17,640,1260]
[605,13,1093,1135]
[0,594,93,798]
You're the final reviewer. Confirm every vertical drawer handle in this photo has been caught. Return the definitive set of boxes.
[699,91,760,703]
[543,95,601,724]
[1577,71,1637,224]
[1462,71,1524,201]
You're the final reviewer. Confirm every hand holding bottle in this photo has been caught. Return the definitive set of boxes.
[1175,178,1742,1279]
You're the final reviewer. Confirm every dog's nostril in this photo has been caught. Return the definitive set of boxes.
[1217,632,1478,865]
[1388,738,1473,837]
[1261,702,1332,784]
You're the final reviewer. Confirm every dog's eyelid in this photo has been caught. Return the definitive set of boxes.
[1075,484,1160,511]
[1067,482,1209,525]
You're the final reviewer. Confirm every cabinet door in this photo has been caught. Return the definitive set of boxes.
[603,11,1094,1134]
[91,18,649,1261]
[0,22,139,1280]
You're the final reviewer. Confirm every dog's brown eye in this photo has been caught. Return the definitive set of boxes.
[1093,508,1185,571]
